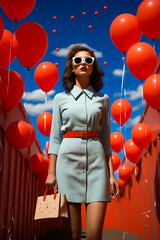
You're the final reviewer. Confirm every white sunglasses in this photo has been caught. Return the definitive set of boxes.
[72,56,95,65]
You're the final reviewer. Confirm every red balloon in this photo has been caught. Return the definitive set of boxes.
[111,132,125,153]
[28,153,49,173]
[132,123,152,149]
[45,141,50,157]
[125,139,142,163]
[126,42,157,80]
[28,124,36,146]
[34,62,59,92]
[37,170,48,187]
[137,0,160,40]
[0,0,36,21]
[0,15,4,40]
[82,12,86,16]
[37,112,52,137]
[118,164,131,181]
[0,29,16,71]
[88,25,92,29]
[6,121,32,149]
[143,74,160,110]
[111,99,132,126]
[112,152,121,171]
[13,22,48,69]
[0,70,25,110]
[117,178,126,189]
[110,14,141,53]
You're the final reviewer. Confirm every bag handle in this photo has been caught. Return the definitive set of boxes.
[43,187,57,201]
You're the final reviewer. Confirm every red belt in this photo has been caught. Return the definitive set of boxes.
[64,130,99,138]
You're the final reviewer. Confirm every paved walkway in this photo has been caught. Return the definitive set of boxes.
[37,228,147,240]
[81,229,146,240]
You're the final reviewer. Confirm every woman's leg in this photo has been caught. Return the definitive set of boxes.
[62,202,82,240]
[85,201,107,240]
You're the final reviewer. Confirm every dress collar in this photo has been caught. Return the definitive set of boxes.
[70,84,95,100]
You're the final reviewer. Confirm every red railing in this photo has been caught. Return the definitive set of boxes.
[0,102,62,240]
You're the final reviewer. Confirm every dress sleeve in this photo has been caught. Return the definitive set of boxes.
[99,95,111,155]
[48,94,63,156]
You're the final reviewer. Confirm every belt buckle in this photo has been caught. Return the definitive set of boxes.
[80,130,87,138]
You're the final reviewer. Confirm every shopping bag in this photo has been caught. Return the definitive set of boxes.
[34,188,68,220]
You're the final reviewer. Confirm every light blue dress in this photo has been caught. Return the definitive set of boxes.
[48,84,111,203]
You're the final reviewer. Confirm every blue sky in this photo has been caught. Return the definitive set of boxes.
[1,0,160,178]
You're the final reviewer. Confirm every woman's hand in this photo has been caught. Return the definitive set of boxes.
[110,175,119,199]
[45,173,58,192]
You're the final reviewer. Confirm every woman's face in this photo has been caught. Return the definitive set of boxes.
[72,51,94,78]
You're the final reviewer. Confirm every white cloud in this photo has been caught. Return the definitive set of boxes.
[132,100,146,112]
[112,69,123,77]
[51,43,103,58]
[22,89,56,102]
[126,115,141,128]
[113,84,144,101]
[115,115,141,130]
[125,84,144,101]
[23,99,54,116]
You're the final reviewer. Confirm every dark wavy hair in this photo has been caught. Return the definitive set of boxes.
[62,45,104,92]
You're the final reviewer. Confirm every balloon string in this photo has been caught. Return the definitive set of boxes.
[45,92,48,103]
[121,56,126,100]
[120,56,126,133]
[44,93,48,141]
[152,39,155,50]
[44,112,47,139]
[123,89,127,162]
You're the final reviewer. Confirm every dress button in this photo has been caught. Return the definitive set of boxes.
[82,170,85,173]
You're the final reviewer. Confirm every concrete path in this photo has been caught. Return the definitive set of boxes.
[81,229,147,240]
[37,228,147,240]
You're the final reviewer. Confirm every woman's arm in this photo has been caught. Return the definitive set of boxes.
[48,154,57,175]
[45,154,58,191]
[106,154,119,199]
[45,94,63,191]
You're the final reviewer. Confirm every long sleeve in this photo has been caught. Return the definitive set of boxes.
[48,93,63,155]
[99,95,111,155]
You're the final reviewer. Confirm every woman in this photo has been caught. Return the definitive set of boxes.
[45,45,119,240]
